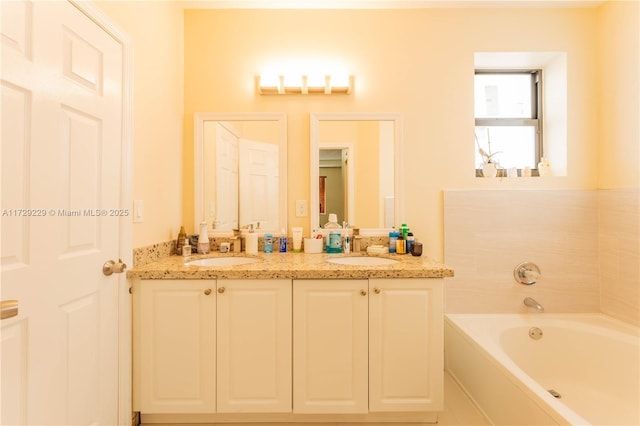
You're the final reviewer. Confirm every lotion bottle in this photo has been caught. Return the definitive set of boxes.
[245,224,258,254]
[292,227,303,252]
[197,222,210,255]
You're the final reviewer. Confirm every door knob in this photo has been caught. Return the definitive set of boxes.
[103,259,127,276]
[1,300,18,320]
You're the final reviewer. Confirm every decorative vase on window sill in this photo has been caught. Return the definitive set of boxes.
[482,162,498,178]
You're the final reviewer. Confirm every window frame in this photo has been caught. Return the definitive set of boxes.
[474,69,543,176]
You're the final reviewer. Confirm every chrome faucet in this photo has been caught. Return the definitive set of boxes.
[524,297,544,312]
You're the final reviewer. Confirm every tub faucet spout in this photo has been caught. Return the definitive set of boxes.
[524,297,544,312]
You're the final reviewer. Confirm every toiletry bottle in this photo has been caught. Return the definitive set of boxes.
[263,233,273,253]
[197,222,210,254]
[406,232,415,254]
[292,227,303,252]
[354,236,361,253]
[245,224,258,254]
[328,231,343,253]
[324,213,340,229]
[400,223,409,240]
[396,232,405,254]
[389,228,398,254]
[279,228,287,253]
[343,232,351,253]
[176,226,187,255]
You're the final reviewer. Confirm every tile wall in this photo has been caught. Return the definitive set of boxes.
[444,189,639,325]
[599,188,640,325]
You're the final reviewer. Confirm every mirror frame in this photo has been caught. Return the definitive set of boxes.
[194,112,288,234]
[310,112,404,233]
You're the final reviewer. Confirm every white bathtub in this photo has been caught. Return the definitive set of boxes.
[445,314,639,426]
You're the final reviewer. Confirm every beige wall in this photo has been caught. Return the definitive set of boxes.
[96,1,184,248]
[597,0,639,188]
[184,6,603,260]
[97,1,638,263]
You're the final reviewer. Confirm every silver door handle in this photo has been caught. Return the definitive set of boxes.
[1,300,18,320]
[103,259,127,276]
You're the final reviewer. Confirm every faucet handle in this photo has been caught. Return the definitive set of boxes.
[514,262,541,285]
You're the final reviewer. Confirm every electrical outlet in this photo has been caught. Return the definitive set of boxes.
[133,200,144,223]
[296,200,308,217]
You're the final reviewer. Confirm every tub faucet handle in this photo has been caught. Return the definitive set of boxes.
[514,262,541,285]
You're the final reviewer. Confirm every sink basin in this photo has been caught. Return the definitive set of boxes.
[186,257,260,267]
[326,256,398,266]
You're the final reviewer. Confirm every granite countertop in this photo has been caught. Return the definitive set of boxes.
[127,252,454,280]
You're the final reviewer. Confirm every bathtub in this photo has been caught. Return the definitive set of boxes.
[445,314,639,426]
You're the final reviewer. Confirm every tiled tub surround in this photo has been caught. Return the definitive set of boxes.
[444,189,639,325]
[127,251,454,280]
[599,188,640,325]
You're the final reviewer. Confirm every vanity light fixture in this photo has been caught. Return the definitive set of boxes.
[257,74,353,95]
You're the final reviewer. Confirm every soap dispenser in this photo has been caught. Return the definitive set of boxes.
[197,222,210,254]
[245,224,258,254]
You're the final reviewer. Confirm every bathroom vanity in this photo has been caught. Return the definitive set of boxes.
[128,253,453,423]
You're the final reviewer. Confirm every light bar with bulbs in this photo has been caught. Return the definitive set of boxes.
[257,74,353,95]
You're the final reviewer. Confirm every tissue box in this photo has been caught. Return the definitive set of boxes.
[304,238,324,254]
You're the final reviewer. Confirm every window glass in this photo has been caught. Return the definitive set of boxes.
[474,74,532,118]
[474,126,536,169]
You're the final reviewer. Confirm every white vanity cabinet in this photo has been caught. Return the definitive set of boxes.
[133,278,291,415]
[216,279,292,413]
[133,275,444,421]
[133,279,216,414]
[292,278,444,414]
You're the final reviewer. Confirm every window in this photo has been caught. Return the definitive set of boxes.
[474,70,542,175]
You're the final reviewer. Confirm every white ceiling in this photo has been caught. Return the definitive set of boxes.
[180,0,607,9]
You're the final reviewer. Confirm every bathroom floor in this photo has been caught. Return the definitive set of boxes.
[141,371,489,426]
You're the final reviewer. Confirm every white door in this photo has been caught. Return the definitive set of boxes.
[1,1,129,424]
[368,278,444,412]
[239,139,279,229]
[217,279,291,413]
[134,280,216,414]
[215,122,239,229]
[292,280,368,414]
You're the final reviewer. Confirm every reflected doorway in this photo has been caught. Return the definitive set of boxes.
[319,146,352,228]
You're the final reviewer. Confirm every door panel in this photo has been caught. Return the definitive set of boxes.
[369,278,444,412]
[293,280,368,414]
[217,279,292,413]
[1,1,125,424]
[136,280,216,413]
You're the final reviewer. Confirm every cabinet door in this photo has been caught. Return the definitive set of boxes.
[216,279,292,413]
[135,280,216,413]
[368,278,444,412]
[293,279,368,414]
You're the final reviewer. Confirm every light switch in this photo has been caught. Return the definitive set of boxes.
[296,200,308,217]
[133,200,144,223]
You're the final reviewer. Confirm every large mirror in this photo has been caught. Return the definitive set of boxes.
[310,112,404,232]
[194,112,287,234]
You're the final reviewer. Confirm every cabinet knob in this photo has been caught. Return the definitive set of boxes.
[374,287,381,294]
[360,290,367,296]
[204,288,212,295]
[218,287,226,294]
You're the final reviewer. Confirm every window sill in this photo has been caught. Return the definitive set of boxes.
[475,168,540,178]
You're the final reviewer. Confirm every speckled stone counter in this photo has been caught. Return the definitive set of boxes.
[127,252,454,280]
